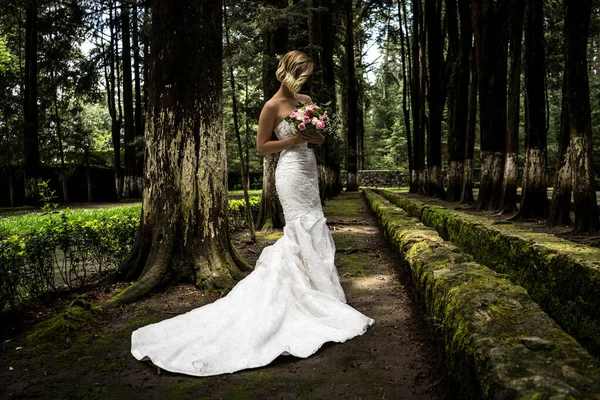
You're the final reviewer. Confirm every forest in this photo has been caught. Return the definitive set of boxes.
[1,0,598,229]
[2,0,600,398]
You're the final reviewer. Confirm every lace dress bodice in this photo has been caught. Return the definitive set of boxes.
[274,119,321,222]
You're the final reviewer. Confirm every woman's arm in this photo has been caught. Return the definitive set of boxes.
[256,102,309,155]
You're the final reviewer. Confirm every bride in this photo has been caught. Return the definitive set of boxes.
[130,50,375,377]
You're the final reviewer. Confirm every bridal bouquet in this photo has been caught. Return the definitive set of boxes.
[284,102,329,148]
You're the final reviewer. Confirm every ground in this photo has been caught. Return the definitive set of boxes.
[0,192,453,400]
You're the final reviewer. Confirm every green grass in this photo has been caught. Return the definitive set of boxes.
[0,190,263,236]
[0,204,143,236]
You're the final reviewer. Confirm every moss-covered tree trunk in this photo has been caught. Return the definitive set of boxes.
[424,0,446,199]
[565,0,599,232]
[23,0,41,205]
[461,46,477,204]
[515,0,548,220]
[344,0,359,191]
[256,0,287,230]
[103,0,249,309]
[498,0,524,215]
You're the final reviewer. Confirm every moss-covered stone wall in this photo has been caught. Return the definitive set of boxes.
[364,189,600,399]
[373,188,600,360]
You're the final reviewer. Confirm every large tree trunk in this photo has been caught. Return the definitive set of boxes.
[103,0,248,309]
[514,0,548,220]
[398,0,413,191]
[549,74,573,225]
[424,0,446,198]
[499,0,525,215]
[565,0,598,232]
[461,46,477,204]
[256,0,288,230]
[108,0,123,198]
[319,0,341,197]
[344,0,359,191]
[132,1,145,192]
[23,0,41,205]
[122,1,139,198]
[447,0,470,202]
[472,0,508,211]
[411,0,424,194]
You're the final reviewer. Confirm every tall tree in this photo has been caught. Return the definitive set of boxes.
[514,0,548,219]
[132,0,144,190]
[446,0,471,201]
[23,0,41,204]
[122,0,139,198]
[472,0,509,211]
[344,0,359,191]
[398,0,413,193]
[410,0,425,194]
[460,46,477,204]
[224,0,256,242]
[498,0,525,214]
[565,0,598,232]
[103,0,248,308]
[256,0,288,230]
[424,0,446,198]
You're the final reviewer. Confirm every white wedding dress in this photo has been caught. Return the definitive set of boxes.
[130,119,375,377]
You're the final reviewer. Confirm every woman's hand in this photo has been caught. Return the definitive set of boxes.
[305,130,325,147]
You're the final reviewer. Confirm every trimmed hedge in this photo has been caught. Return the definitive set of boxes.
[364,189,600,399]
[374,188,600,360]
[0,196,261,313]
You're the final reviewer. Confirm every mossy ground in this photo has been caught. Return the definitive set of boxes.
[0,192,452,400]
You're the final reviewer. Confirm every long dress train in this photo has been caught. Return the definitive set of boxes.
[130,119,375,377]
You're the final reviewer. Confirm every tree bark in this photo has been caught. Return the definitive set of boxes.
[108,0,123,198]
[256,0,288,229]
[472,0,508,211]
[344,0,359,191]
[411,0,424,194]
[51,70,68,203]
[514,0,549,220]
[122,1,139,198]
[461,46,477,204]
[23,0,41,205]
[498,0,524,215]
[424,0,446,198]
[447,0,471,202]
[565,0,598,232]
[548,74,573,225]
[103,0,249,309]
[132,0,145,191]
[398,0,413,191]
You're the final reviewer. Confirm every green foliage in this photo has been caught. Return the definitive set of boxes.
[228,196,261,230]
[0,35,10,74]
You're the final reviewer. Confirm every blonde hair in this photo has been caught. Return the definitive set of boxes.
[276,50,313,95]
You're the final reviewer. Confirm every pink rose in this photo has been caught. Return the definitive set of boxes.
[317,120,325,129]
[290,110,299,119]
[303,115,311,124]
[298,122,306,131]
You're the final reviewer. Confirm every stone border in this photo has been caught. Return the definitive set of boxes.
[373,188,600,359]
[363,189,600,399]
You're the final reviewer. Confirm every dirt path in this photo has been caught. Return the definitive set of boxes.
[0,192,452,399]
